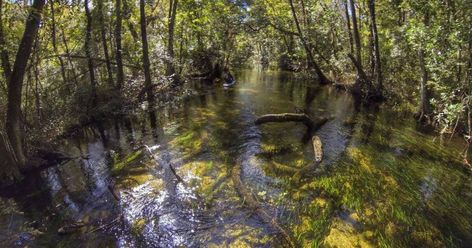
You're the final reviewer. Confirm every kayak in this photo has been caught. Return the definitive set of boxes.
[223,78,236,87]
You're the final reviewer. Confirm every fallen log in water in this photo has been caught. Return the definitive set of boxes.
[255,113,328,133]
[256,113,328,163]
[57,221,87,235]
[231,164,296,248]
[255,113,315,129]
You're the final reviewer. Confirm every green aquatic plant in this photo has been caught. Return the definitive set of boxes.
[111,150,144,174]
[301,138,472,247]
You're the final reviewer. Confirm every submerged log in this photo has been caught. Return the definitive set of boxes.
[271,161,300,174]
[312,135,323,163]
[292,162,325,181]
[231,164,296,247]
[57,221,87,235]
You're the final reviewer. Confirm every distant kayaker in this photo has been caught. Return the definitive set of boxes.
[223,67,235,87]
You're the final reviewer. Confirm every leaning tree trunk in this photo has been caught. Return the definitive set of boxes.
[166,0,178,82]
[115,0,125,90]
[287,0,331,85]
[140,0,155,108]
[368,0,382,96]
[5,0,46,170]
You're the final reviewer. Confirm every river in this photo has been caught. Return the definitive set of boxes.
[1,70,472,247]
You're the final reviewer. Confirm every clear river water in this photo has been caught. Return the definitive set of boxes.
[1,70,472,247]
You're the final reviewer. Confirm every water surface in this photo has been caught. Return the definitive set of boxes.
[1,70,471,247]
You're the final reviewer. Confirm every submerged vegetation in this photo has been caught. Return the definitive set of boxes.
[0,0,472,247]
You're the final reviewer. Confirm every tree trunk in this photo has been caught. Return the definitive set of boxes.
[0,131,21,186]
[34,60,42,124]
[349,0,362,68]
[368,0,382,95]
[166,0,178,81]
[0,0,11,94]
[122,0,139,43]
[60,27,79,86]
[343,0,354,55]
[50,0,67,87]
[32,37,43,125]
[417,10,432,121]
[5,0,46,169]
[140,0,155,108]
[417,48,431,121]
[97,0,114,87]
[84,0,97,95]
[287,0,331,85]
[115,0,125,90]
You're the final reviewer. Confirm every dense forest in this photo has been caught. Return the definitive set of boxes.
[0,0,472,247]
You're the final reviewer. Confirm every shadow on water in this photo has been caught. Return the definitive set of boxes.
[1,70,472,247]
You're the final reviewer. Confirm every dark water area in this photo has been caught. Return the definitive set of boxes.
[1,70,472,247]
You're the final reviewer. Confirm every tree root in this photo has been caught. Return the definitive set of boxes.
[231,164,296,247]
